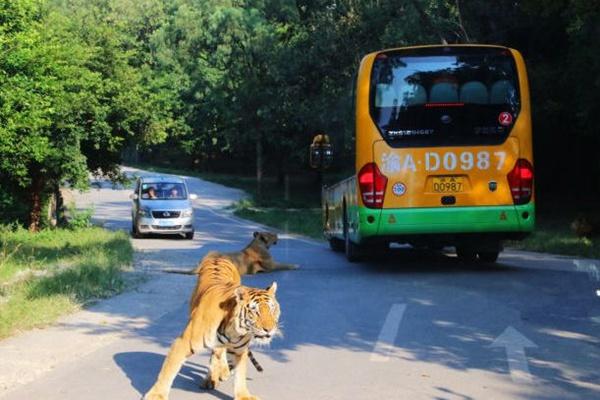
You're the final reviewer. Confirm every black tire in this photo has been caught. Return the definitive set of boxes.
[456,246,477,262]
[131,222,144,239]
[478,251,499,263]
[345,232,362,262]
[343,212,362,262]
[329,238,345,252]
[185,230,195,240]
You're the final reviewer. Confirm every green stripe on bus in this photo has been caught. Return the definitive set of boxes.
[357,204,535,238]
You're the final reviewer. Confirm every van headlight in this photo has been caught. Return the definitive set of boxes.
[138,208,151,217]
[182,209,193,217]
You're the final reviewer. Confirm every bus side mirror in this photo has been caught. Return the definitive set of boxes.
[309,133,333,169]
[130,193,138,200]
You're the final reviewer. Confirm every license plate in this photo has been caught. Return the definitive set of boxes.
[432,176,465,193]
[157,219,175,226]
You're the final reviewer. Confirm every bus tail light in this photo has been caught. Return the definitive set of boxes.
[507,159,533,205]
[358,163,388,208]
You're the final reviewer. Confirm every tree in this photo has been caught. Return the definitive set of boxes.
[0,0,181,230]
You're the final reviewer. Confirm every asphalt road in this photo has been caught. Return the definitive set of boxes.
[1,167,599,400]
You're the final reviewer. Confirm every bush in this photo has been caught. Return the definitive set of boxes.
[65,204,94,229]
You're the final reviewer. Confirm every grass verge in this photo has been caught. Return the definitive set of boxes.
[0,226,133,339]
[233,200,323,240]
[508,214,600,259]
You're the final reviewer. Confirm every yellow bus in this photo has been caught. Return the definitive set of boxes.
[323,45,534,262]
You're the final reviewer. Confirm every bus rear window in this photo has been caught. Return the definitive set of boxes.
[370,47,520,147]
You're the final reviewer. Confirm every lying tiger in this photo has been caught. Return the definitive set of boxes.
[145,255,281,400]
[200,231,299,275]
[164,232,299,276]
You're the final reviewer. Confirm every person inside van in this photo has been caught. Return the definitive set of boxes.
[146,187,158,199]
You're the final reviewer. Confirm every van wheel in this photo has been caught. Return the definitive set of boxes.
[132,223,144,239]
[478,251,499,263]
[329,238,344,252]
[456,246,476,262]
[185,230,195,240]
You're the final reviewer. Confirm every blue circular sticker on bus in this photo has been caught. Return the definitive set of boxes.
[392,182,406,196]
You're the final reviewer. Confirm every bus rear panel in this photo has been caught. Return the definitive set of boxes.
[327,45,534,255]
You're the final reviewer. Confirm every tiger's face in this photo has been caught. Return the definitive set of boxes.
[253,231,278,248]
[237,282,280,345]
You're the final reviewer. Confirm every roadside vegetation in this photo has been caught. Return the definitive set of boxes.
[511,229,599,259]
[233,200,322,240]
[509,206,600,259]
[0,225,133,339]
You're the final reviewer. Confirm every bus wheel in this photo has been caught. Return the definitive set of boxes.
[343,213,361,262]
[345,233,362,262]
[478,251,499,263]
[329,238,345,252]
[456,246,476,262]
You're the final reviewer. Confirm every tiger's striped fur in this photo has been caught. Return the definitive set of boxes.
[144,256,280,400]
[248,351,264,372]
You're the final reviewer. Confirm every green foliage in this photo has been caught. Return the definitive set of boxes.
[0,0,185,229]
[0,225,133,338]
[1,0,599,228]
[234,201,323,239]
[65,205,94,230]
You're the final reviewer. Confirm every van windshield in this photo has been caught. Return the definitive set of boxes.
[370,47,520,147]
[141,183,187,200]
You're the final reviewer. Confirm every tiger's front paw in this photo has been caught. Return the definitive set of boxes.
[235,396,261,400]
[201,377,218,390]
[218,365,231,381]
[143,390,168,400]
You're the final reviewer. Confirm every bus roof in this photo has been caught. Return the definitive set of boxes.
[365,44,514,59]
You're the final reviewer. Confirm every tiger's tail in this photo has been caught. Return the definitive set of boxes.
[227,349,264,372]
[248,350,264,372]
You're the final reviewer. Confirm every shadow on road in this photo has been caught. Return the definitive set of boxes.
[114,351,233,400]
[359,246,519,274]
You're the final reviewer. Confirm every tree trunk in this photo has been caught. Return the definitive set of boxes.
[410,0,447,44]
[55,184,65,226]
[455,0,471,43]
[28,172,44,232]
[47,189,57,227]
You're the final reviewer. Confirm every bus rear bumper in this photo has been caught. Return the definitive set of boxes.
[358,204,535,243]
